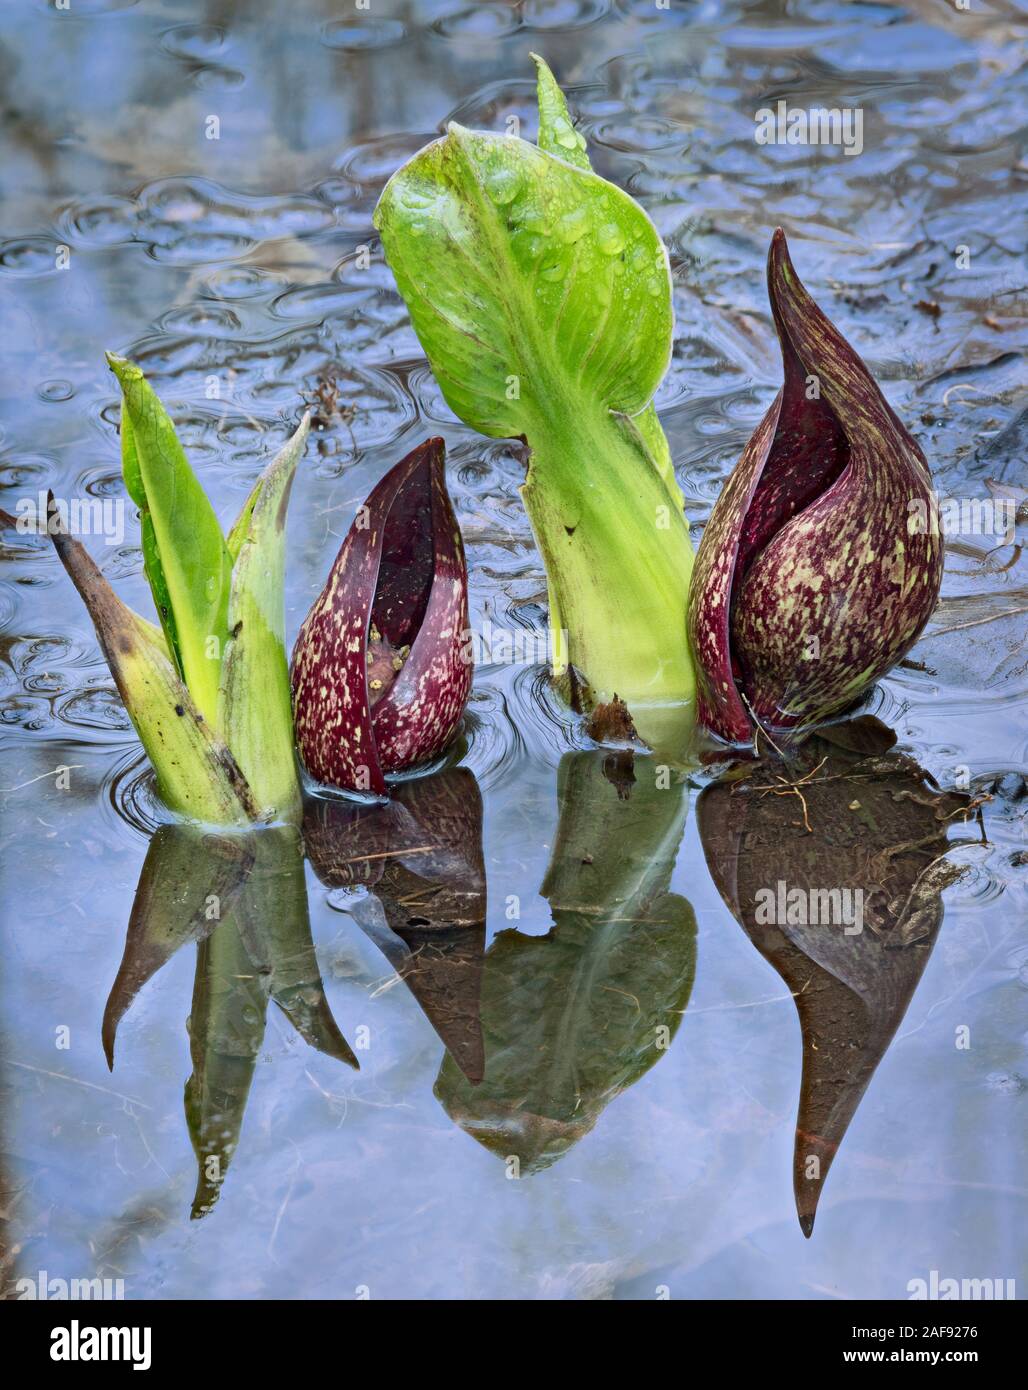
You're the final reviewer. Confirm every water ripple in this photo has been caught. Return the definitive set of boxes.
[431,5,522,41]
[320,18,407,51]
[103,748,167,839]
[0,238,63,278]
[521,0,610,31]
[159,23,227,60]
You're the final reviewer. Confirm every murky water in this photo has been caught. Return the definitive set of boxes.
[1,0,1025,1300]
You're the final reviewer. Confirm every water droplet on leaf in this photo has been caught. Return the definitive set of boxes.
[485,167,521,205]
[556,206,589,244]
[597,223,625,255]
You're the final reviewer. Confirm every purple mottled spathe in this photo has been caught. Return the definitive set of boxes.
[291,437,471,795]
[688,228,944,743]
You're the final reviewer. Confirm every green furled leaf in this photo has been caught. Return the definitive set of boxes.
[531,52,590,170]
[226,474,262,564]
[375,121,671,435]
[374,60,695,738]
[218,415,309,823]
[108,354,232,728]
[530,52,584,667]
[48,513,256,825]
[531,54,684,511]
[120,408,183,671]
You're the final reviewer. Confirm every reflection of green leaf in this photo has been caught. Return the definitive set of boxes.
[185,913,268,1221]
[183,827,356,1219]
[374,59,695,735]
[108,354,232,727]
[235,827,357,1067]
[437,752,695,1171]
[103,826,254,1068]
[218,417,309,821]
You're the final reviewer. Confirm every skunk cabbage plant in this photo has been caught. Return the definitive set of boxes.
[291,437,471,796]
[374,56,695,747]
[688,231,943,743]
[48,356,308,824]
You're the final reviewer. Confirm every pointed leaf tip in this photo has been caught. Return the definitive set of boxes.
[533,54,590,170]
[106,352,140,386]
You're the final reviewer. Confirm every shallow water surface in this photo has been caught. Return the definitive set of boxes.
[1,0,1026,1300]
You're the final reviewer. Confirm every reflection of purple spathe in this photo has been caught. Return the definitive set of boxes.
[753,880,865,936]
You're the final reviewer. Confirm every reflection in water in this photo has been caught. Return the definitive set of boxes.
[104,825,356,1219]
[697,719,976,1236]
[0,0,1022,1299]
[438,750,696,1172]
[102,827,253,1067]
[305,767,487,1084]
